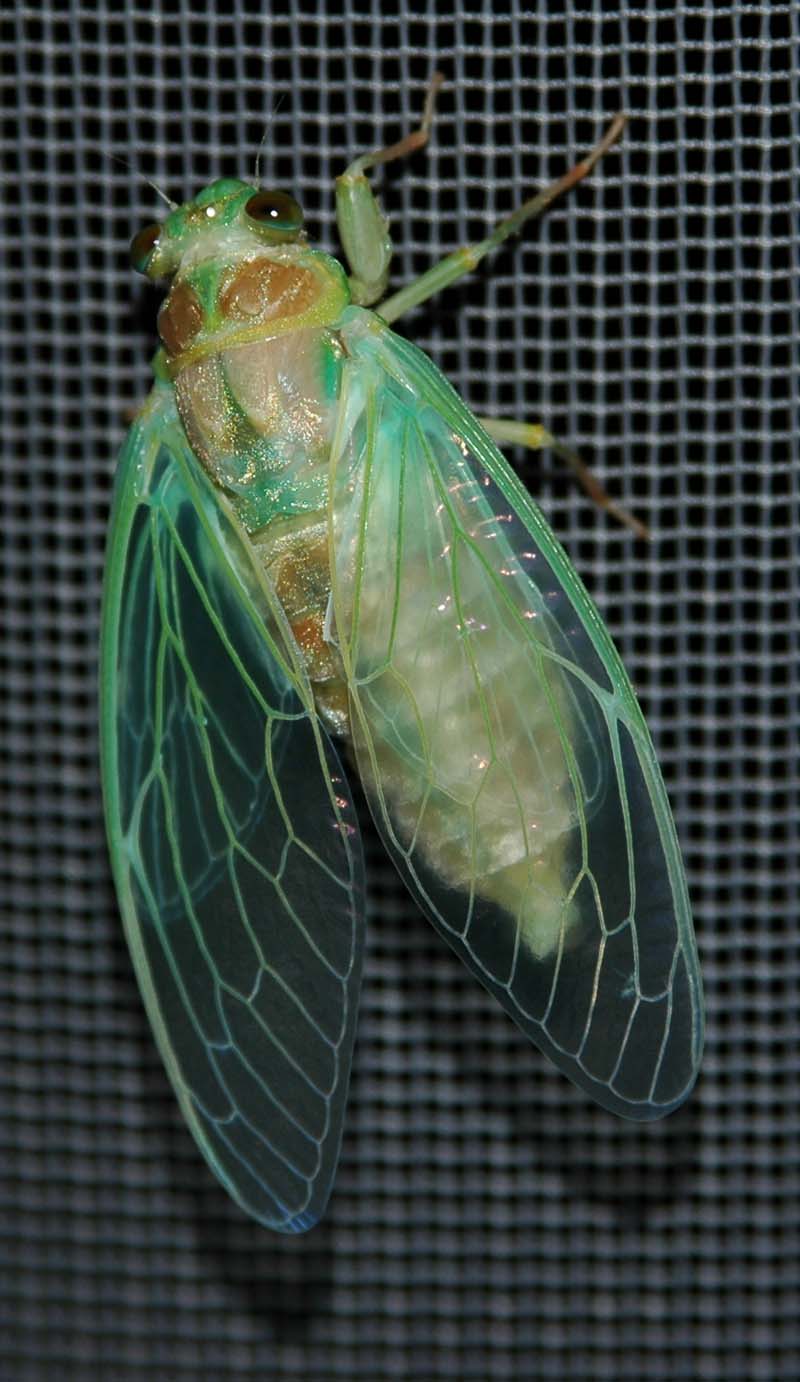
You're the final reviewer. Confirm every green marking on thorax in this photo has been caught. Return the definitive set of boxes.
[320,336,343,402]
[185,258,228,324]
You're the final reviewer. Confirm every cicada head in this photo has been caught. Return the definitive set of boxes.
[129,180,306,280]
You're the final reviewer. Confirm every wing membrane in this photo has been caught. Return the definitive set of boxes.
[330,307,702,1119]
[101,385,364,1230]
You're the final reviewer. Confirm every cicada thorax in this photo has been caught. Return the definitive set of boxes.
[159,244,353,736]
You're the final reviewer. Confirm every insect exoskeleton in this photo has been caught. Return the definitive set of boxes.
[102,96,702,1232]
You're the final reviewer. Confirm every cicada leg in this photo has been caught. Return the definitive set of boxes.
[478,417,649,540]
[378,114,626,324]
[336,72,443,305]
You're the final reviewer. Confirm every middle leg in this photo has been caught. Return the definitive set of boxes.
[479,416,648,540]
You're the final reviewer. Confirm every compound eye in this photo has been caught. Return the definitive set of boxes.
[244,190,303,239]
[130,222,162,273]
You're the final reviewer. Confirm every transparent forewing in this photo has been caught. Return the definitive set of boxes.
[100,386,364,1231]
[330,308,703,1119]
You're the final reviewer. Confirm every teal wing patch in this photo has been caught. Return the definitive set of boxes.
[100,385,364,1231]
[330,307,703,1120]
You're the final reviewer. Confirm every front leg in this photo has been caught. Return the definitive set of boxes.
[378,115,625,324]
[335,73,442,306]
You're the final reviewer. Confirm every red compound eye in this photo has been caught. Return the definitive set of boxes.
[244,190,303,238]
[129,222,161,273]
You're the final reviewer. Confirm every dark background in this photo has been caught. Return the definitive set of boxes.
[1,4,797,1379]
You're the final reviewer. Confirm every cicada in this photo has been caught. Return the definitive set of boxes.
[101,81,703,1233]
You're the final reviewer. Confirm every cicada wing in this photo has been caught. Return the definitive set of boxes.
[100,385,365,1232]
[329,309,703,1120]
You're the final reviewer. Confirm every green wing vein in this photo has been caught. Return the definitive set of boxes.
[101,385,365,1231]
[330,307,703,1119]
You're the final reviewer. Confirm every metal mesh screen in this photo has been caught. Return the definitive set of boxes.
[2,4,797,1378]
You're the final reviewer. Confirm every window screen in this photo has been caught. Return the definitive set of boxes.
[1,4,797,1379]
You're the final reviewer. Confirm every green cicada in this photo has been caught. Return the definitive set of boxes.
[101,81,703,1233]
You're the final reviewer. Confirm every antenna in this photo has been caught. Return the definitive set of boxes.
[254,93,286,186]
[110,152,178,211]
